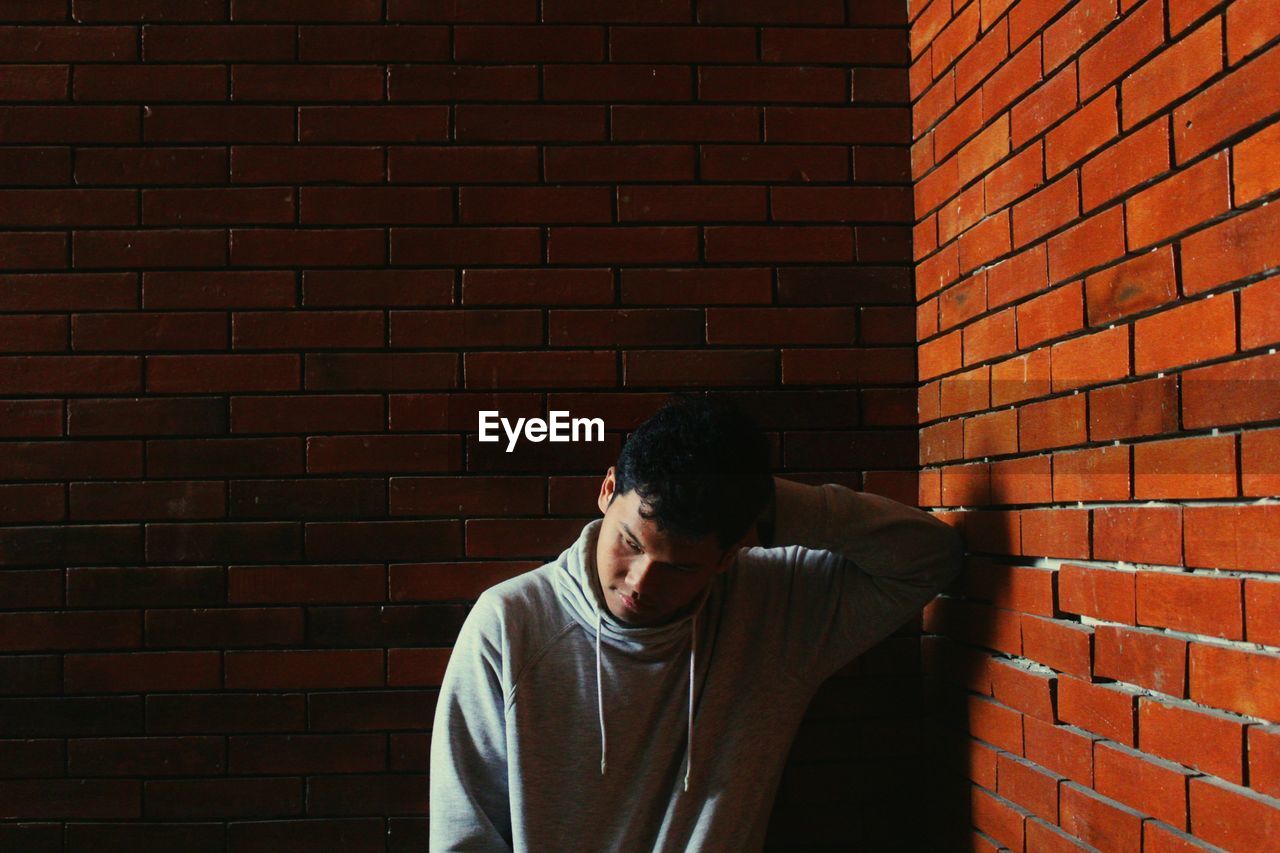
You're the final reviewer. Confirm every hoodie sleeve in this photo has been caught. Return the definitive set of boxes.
[429,592,514,852]
[760,478,965,686]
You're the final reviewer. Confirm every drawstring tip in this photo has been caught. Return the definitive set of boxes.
[683,773,689,792]
[600,758,606,775]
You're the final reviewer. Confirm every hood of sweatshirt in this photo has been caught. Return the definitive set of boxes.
[554,518,716,792]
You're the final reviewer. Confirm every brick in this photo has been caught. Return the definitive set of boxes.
[1022,616,1093,678]
[453,25,603,61]
[1095,624,1187,697]
[1249,724,1280,798]
[699,0,843,24]
[73,0,225,22]
[1046,87,1118,176]
[1059,781,1144,851]
[388,65,539,102]
[1081,116,1170,210]
[1141,695,1247,783]
[549,308,700,346]
[765,106,909,144]
[1094,741,1193,830]
[387,0,536,22]
[75,63,226,101]
[610,26,757,63]
[225,650,382,689]
[1044,0,1117,74]
[75,147,227,186]
[303,185,453,224]
[229,228,382,268]
[977,36,1039,121]
[1011,62,1078,147]
[1017,280,1083,348]
[1137,569,1244,638]
[142,24,294,60]
[984,140,1044,211]
[1127,153,1231,249]
[1134,433,1239,500]
[460,104,607,141]
[1012,172,1078,246]
[0,147,69,185]
[940,364,991,417]
[1053,443,1131,501]
[1233,120,1280,204]
[1085,245,1172,325]
[622,268,770,305]
[1227,0,1280,64]
[958,114,1011,185]
[1057,674,1136,744]
[299,106,449,143]
[462,187,611,224]
[1077,0,1164,99]
[701,144,846,183]
[958,210,1012,272]
[997,751,1062,823]
[962,407,1013,455]
[232,65,383,102]
[1025,818,1093,852]
[0,190,136,228]
[1167,0,1218,35]
[1142,820,1222,852]
[1020,393,1086,452]
[1189,776,1280,853]
[0,25,137,61]
[627,349,774,387]
[0,106,139,143]
[699,66,846,103]
[1052,326,1128,393]
[143,105,293,143]
[957,19,1009,97]
[919,327,962,381]
[392,227,541,265]
[939,269,987,329]
[298,25,450,61]
[626,185,768,222]
[1090,373,1177,438]
[988,244,1047,308]
[1024,717,1097,786]
[143,188,295,225]
[1047,205,1125,283]
[392,146,538,183]
[1181,202,1280,294]
[1184,502,1280,571]
[963,309,1016,365]
[1121,15,1221,129]
[231,0,382,21]
[990,454,1052,508]
[64,652,220,693]
[73,230,225,269]
[0,64,68,100]
[969,695,1024,754]
[1242,426,1280,497]
[971,787,1030,852]
[704,226,852,262]
[1174,44,1280,163]
[1059,563,1135,623]
[1189,643,1280,720]
[990,659,1055,723]
[1009,0,1072,49]
[1134,293,1236,373]
[465,351,614,389]
[1021,506,1090,558]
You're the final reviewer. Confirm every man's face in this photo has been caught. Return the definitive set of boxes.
[594,466,740,626]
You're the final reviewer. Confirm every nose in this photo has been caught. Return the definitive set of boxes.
[623,556,657,598]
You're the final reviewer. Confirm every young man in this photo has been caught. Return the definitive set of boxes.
[430,394,965,851]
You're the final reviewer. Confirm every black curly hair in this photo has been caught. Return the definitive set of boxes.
[609,392,774,553]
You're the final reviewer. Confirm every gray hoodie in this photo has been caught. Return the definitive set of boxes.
[429,479,965,852]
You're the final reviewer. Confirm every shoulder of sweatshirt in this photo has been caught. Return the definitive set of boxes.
[464,564,577,662]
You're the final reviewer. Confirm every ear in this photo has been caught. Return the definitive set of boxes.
[596,466,616,516]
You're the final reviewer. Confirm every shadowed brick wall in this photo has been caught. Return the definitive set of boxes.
[0,2,928,850]
[909,0,1280,848]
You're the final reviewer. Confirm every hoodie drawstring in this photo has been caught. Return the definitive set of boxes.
[596,610,607,776]
[595,609,699,793]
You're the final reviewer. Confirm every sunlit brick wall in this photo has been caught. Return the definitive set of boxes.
[910,0,1280,848]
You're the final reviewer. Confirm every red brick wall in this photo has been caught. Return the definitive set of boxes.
[0,2,926,850]
[911,0,1280,848]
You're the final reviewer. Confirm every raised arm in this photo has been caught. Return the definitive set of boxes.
[753,477,965,684]
[429,594,514,852]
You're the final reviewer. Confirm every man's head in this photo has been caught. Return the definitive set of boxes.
[595,393,773,626]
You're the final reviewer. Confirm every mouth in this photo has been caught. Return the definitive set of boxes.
[616,591,647,614]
